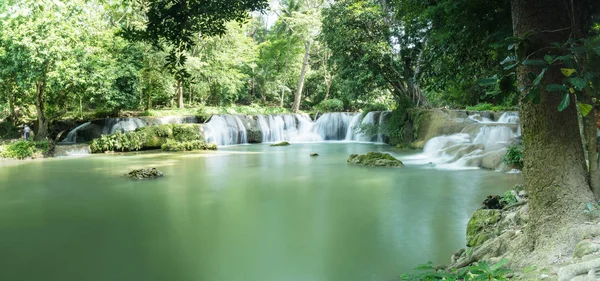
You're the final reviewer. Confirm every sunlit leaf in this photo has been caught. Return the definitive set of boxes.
[578,103,593,117]
[561,68,576,77]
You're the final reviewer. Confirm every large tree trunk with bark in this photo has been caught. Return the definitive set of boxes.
[293,39,312,113]
[35,81,49,139]
[512,0,594,250]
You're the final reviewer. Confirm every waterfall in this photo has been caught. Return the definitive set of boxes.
[53,144,91,157]
[409,112,521,170]
[62,122,92,144]
[202,112,389,145]
[203,115,248,146]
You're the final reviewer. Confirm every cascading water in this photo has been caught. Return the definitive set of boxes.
[203,115,248,146]
[407,112,520,170]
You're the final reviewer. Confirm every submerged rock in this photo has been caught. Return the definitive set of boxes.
[127,168,164,180]
[310,153,319,157]
[270,141,291,147]
[347,152,404,167]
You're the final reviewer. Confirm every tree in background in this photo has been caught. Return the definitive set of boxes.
[129,0,269,108]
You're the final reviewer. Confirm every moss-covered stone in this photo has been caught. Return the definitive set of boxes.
[573,240,600,258]
[127,168,163,180]
[270,141,291,147]
[310,153,319,157]
[347,152,404,167]
[466,209,501,247]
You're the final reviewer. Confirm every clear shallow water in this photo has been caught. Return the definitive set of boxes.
[0,143,521,281]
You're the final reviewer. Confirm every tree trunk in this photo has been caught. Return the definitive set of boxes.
[35,81,49,139]
[293,39,312,113]
[177,80,184,109]
[584,99,600,199]
[512,0,594,250]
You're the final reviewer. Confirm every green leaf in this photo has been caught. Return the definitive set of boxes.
[522,59,547,66]
[533,68,547,87]
[568,77,587,91]
[503,63,519,71]
[545,84,568,92]
[558,93,571,111]
[543,55,553,63]
[491,259,509,271]
[500,56,518,65]
[477,75,499,86]
[578,103,593,117]
[561,68,576,77]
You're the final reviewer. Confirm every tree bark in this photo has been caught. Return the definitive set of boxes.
[584,101,600,199]
[293,39,312,113]
[177,79,184,109]
[512,0,594,250]
[35,81,49,139]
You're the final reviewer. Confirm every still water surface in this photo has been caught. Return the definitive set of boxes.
[0,143,521,281]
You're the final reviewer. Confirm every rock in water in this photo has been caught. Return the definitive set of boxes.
[310,153,319,157]
[347,152,404,167]
[127,168,164,180]
[270,141,291,147]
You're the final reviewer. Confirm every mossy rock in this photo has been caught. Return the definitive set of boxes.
[310,153,319,157]
[347,152,404,167]
[466,209,501,247]
[270,141,291,147]
[573,240,600,258]
[127,168,164,180]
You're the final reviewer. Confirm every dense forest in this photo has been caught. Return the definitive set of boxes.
[0,0,528,139]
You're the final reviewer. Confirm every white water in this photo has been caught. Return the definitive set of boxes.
[53,144,92,157]
[405,112,520,170]
[204,112,388,146]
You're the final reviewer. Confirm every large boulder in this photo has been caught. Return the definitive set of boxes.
[127,168,164,180]
[347,152,404,167]
[466,209,501,247]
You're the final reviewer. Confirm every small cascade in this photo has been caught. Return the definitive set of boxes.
[203,115,248,146]
[410,112,521,170]
[53,144,91,157]
[313,113,358,140]
[345,111,386,142]
[62,122,92,144]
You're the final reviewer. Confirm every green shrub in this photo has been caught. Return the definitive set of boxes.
[172,124,202,142]
[500,190,518,206]
[401,259,511,281]
[161,139,217,152]
[316,99,344,112]
[0,140,50,159]
[503,145,523,170]
[90,131,145,153]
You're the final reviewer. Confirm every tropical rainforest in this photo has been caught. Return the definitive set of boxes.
[2,0,600,280]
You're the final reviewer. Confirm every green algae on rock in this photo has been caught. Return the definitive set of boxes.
[347,152,404,167]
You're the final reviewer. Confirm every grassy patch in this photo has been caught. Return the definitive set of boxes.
[466,103,517,111]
